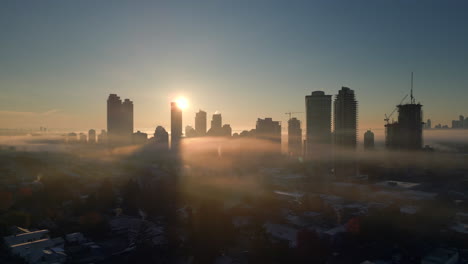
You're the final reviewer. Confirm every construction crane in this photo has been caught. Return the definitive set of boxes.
[285,112,304,119]
[384,94,408,124]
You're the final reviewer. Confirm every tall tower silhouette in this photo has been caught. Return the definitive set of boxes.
[107,94,133,145]
[305,91,332,157]
[171,102,182,149]
[334,87,357,149]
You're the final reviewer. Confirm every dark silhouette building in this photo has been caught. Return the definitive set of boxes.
[385,103,423,150]
[132,131,148,144]
[207,113,224,136]
[305,91,332,157]
[79,133,87,143]
[211,113,222,130]
[363,130,375,150]
[88,129,96,143]
[425,119,432,129]
[195,110,207,136]
[171,102,182,149]
[256,118,281,153]
[154,126,169,149]
[185,126,197,137]
[222,124,232,137]
[287,117,302,156]
[334,87,357,149]
[98,129,107,144]
[107,94,133,145]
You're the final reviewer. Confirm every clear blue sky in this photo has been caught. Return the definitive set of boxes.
[1,0,467,132]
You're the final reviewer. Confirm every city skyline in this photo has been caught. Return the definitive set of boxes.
[1,1,468,131]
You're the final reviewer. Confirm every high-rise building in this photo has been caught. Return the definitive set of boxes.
[88,129,96,143]
[79,133,87,143]
[122,99,134,137]
[132,131,147,144]
[305,91,332,157]
[222,124,232,137]
[256,118,281,153]
[171,102,183,149]
[334,87,358,149]
[195,110,207,136]
[107,94,133,145]
[207,113,224,136]
[425,119,432,129]
[154,126,169,149]
[211,113,222,131]
[287,117,302,156]
[363,130,375,150]
[98,130,107,144]
[185,126,197,137]
[385,94,423,150]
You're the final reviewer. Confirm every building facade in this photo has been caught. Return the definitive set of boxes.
[305,91,332,157]
[195,110,207,136]
[107,94,133,145]
[334,87,358,149]
[171,102,182,149]
[287,117,302,156]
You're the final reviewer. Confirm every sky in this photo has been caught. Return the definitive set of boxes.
[1,0,467,135]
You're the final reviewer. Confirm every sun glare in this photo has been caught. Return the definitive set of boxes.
[175,97,189,110]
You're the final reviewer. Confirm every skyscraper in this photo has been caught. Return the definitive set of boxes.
[195,110,207,136]
[88,129,96,144]
[122,99,134,137]
[107,94,133,145]
[185,126,197,137]
[287,117,302,156]
[256,118,281,153]
[211,113,222,131]
[386,103,423,150]
[425,119,432,129]
[305,91,332,157]
[222,124,232,137]
[171,102,182,149]
[364,130,375,150]
[334,87,358,149]
[154,126,169,149]
[132,131,148,144]
[207,113,223,136]
[98,130,107,144]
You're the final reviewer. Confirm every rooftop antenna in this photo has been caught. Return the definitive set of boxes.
[410,72,415,104]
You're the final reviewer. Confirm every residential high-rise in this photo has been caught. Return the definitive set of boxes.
[211,113,222,131]
[154,126,169,149]
[88,129,96,143]
[132,131,148,144]
[256,118,281,153]
[305,91,332,157]
[122,99,134,137]
[287,117,302,156]
[425,119,432,129]
[334,87,358,149]
[185,126,197,137]
[195,110,207,136]
[207,113,223,136]
[107,94,133,145]
[171,102,183,148]
[222,124,232,137]
[98,130,107,144]
[363,130,375,150]
[385,97,423,150]
[79,133,87,143]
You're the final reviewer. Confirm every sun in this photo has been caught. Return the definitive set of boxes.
[175,97,189,110]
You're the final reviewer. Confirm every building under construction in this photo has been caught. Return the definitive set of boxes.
[385,74,424,150]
